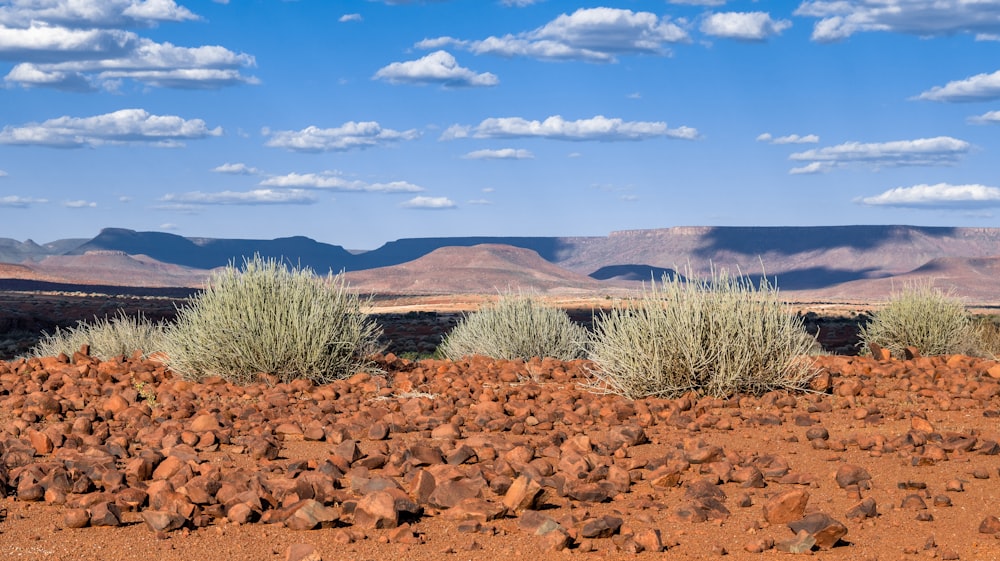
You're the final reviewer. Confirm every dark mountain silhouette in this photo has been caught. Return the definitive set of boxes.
[72,228,355,272]
[588,265,682,282]
[352,236,580,270]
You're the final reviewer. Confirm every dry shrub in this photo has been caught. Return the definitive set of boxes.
[161,255,382,385]
[859,282,977,357]
[439,293,588,361]
[29,310,166,361]
[586,270,818,399]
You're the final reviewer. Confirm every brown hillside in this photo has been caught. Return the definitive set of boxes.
[31,252,211,287]
[343,244,611,295]
[789,255,1000,305]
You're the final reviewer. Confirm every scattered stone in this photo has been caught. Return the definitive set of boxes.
[788,512,848,549]
[63,508,90,529]
[579,515,623,539]
[979,516,1000,534]
[835,464,871,489]
[763,489,809,524]
[285,543,322,561]
[775,530,816,554]
[502,475,544,514]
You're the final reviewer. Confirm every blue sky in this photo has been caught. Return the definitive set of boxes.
[1,0,999,250]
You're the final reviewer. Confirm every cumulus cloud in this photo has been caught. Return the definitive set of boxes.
[417,7,689,63]
[212,162,260,175]
[260,172,424,193]
[0,170,6,177]
[795,0,1000,42]
[969,110,1000,124]
[788,162,826,175]
[501,0,540,6]
[160,189,318,205]
[339,13,362,23]
[442,115,698,141]
[700,12,791,41]
[857,183,1000,209]
[401,196,456,209]
[264,121,420,152]
[462,148,534,160]
[0,195,47,207]
[374,50,498,87]
[63,200,96,208]
[0,0,199,28]
[159,222,179,230]
[0,2,257,90]
[757,132,819,144]
[467,199,493,205]
[0,108,222,148]
[916,70,1000,102]
[788,136,972,172]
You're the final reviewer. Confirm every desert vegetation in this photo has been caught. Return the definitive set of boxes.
[30,309,166,361]
[586,270,819,399]
[858,281,981,358]
[439,292,588,361]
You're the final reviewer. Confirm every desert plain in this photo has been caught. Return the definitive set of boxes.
[0,228,999,560]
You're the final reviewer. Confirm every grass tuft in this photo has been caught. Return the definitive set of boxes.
[29,310,166,361]
[161,254,382,385]
[439,292,588,361]
[586,269,818,399]
[859,281,977,357]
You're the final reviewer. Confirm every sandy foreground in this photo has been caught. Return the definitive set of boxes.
[1,338,1000,561]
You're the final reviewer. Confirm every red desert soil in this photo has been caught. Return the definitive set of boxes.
[2,349,1000,561]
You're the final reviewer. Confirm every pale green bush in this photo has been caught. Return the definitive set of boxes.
[161,255,382,385]
[587,270,818,399]
[859,282,976,357]
[30,310,166,360]
[973,316,1000,360]
[439,293,588,361]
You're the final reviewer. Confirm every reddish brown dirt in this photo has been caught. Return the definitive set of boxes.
[2,349,1000,561]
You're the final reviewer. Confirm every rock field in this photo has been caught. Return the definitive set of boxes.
[1,346,1000,560]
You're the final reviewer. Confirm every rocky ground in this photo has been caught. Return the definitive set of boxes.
[1,345,1000,561]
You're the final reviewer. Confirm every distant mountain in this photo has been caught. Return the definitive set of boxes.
[72,228,355,272]
[0,225,998,301]
[343,244,605,295]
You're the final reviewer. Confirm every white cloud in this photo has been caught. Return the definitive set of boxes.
[857,183,1000,209]
[969,110,1000,124]
[788,136,971,172]
[160,189,318,205]
[212,162,260,175]
[670,0,726,5]
[916,70,1000,102]
[0,108,222,147]
[789,162,825,175]
[482,187,495,193]
[0,2,257,90]
[0,195,47,207]
[401,196,456,209]
[418,7,689,63]
[462,148,534,160]
[795,0,1000,42]
[0,170,7,177]
[501,0,541,6]
[443,115,698,141]
[0,0,199,28]
[757,132,820,144]
[700,12,791,41]
[264,121,420,152]
[339,13,362,23]
[159,222,179,230]
[64,200,96,208]
[977,33,1000,41]
[260,172,424,192]
[467,199,493,205]
[374,50,498,87]
[5,37,259,90]
[119,195,131,202]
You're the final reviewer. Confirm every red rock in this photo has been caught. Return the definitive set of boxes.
[776,529,816,554]
[502,475,544,514]
[63,508,90,528]
[443,498,506,522]
[353,490,421,529]
[835,464,872,489]
[901,494,928,510]
[141,510,188,532]
[633,528,664,552]
[189,414,221,432]
[763,489,809,524]
[744,538,774,553]
[285,543,322,561]
[284,499,339,531]
[580,515,622,539]
[788,512,848,549]
[89,501,122,527]
[846,497,878,520]
[26,430,53,455]
[427,477,484,509]
[979,516,1000,534]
